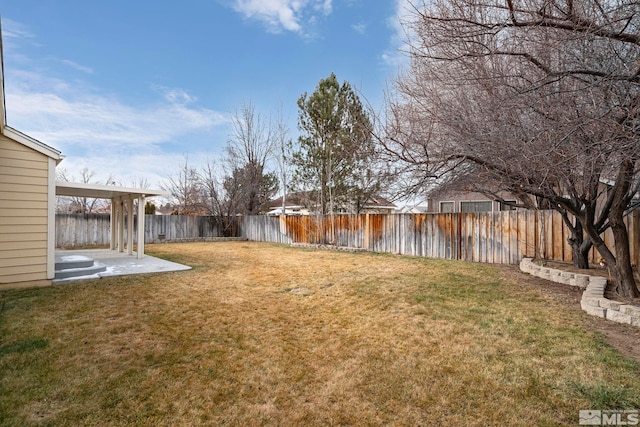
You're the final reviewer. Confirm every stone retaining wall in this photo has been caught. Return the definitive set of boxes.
[520,258,640,327]
[155,237,248,243]
[290,243,368,252]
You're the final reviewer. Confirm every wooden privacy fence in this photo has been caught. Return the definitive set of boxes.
[56,214,241,247]
[241,211,640,266]
[56,210,640,266]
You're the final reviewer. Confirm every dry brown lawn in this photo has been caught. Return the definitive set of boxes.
[1,242,639,426]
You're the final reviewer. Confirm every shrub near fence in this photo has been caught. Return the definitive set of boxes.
[56,210,640,266]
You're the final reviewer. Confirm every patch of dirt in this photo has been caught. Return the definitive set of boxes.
[536,260,640,306]
[501,265,640,364]
[540,260,612,278]
[286,286,314,295]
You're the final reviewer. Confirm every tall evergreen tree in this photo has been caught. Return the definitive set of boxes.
[292,73,375,218]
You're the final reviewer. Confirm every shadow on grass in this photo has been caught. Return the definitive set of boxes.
[0,339,48,357]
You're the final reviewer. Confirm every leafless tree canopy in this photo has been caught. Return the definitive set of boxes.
[385,0,640,297]
[226,101,278,215]
[162,102,280,223]
[56,167,114,214]
[162,156,203,215]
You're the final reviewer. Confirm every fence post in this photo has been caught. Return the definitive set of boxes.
[457,213,462,260]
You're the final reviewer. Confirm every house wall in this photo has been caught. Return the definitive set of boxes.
[0,135,51,285]
[427,190,516,213]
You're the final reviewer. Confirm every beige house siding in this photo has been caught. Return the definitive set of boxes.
[0,135,51,284]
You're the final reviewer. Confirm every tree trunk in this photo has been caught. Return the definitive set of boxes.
[561,211,591,269]
[608,160,640,299]
[570,237,591,270]
[586,212,639,300]
[609,208,640,299]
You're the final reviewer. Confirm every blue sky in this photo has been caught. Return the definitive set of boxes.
[1,0,409,188]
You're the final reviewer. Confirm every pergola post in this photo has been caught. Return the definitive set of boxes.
[127,196,134,255]
[117,197,125,252]
[137,195,146,259]
[55,181,167,258]
[110,198,116,250]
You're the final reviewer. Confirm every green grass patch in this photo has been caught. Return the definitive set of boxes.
[0,338,48,357]
[1,242,639,426]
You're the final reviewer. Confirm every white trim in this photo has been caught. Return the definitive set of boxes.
[2,126,63,161]
[117,198,125,252]
[110,202,116,250]
[127,196,134,256]
[137,195,145,259]
[47,158,56,279]
[0,24,5,131]
[56,181,168,199]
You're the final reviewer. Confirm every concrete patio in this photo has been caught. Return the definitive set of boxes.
[53,249,191,284]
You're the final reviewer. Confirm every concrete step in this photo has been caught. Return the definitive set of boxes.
[54,262,107,280]
[55,255,95,271]
[54,254,107,281]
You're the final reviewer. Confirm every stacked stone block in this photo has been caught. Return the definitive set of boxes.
[520,258,640,327]
[290,243,367,252]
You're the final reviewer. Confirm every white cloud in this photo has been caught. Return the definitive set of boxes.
[316,0,332,15]
[231,0,333,34]
[352,22,366,34]
[382,0,414,68]
[62,152,196,190]
[60,59,94,74]
[152,85,198,105]
[6,67,225,141]
[1,19,36,39]
[6,86,228,148]
[3,70,230,186]
[1,20,231,187]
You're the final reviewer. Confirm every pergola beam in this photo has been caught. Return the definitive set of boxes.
[56,182,167,258]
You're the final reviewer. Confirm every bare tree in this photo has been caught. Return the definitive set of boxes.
[199,159,240,236]
[162,155,203,215]
[384,0,640,297]
[200,159,225,216]
[56,167,113,213]
[119,177,150,190]
[274,103,292,214]
[117,177,151,214]
[226,100,277,215]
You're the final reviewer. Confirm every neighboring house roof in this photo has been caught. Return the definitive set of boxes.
[362,195,397,210]
[397,204,428,214]
[268,192,397,211]
[265,206,309,216]
[267,192,311,209]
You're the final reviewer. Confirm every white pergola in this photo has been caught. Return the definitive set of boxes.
[55,182,169,259]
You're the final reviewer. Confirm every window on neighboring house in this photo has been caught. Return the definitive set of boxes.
[500,200,517,211]
[460,200,493,212]
[439,201,455,213]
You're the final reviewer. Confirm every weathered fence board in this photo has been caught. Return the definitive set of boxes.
[56,214,242,247]
[240,211,640,266]
[56,210,640,267]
